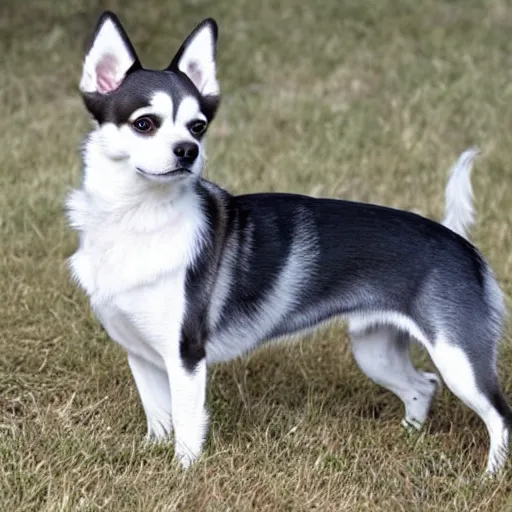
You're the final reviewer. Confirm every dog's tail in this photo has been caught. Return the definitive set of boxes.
[441,147,480,241]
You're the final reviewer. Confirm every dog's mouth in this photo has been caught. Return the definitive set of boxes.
[136,167,192,180]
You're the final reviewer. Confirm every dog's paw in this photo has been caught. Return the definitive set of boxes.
[401,417,423,432]
[174,442,201,469]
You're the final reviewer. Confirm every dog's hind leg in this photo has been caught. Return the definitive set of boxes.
[427,336,512,474]
[350,326,439,430]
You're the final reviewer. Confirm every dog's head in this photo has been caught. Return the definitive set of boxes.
[79,12,219,187]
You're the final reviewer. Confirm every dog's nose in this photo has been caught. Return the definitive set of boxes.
[173,142,199,165]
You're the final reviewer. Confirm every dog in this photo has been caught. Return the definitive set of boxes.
[66,11,511,473]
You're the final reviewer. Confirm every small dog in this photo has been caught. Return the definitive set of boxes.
[67,11,511,473]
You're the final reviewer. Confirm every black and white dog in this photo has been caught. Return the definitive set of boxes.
[67,11,511,473]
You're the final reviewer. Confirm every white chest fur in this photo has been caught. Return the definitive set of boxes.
[66,185,205,363]
[95,275,186,369]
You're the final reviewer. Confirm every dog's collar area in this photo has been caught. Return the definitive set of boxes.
[136,167,192,180]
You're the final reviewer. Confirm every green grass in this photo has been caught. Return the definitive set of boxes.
[2,0,512,510]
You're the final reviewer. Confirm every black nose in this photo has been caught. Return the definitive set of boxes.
[173,142,199,164]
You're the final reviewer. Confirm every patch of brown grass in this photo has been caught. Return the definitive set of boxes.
[1,0,512,510]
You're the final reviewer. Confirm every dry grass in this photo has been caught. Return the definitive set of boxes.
[2,0,512,510]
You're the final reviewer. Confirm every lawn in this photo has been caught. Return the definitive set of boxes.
[1,0,512,510]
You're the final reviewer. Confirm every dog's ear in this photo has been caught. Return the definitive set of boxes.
[168,19,219,100]
[80,11,141,95]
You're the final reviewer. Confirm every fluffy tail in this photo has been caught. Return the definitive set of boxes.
[441,147,480,241]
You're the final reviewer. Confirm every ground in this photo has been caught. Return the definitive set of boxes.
[1,0,512,510]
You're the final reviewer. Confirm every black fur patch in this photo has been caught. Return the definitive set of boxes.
[179,183,224,372]
[82,69,218,126]
[491,390,512,429]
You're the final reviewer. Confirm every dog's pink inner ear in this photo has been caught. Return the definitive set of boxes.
[96,54,122,94]
[187,61,203,91]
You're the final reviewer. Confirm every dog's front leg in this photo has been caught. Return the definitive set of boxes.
[127,353,173,441]
[166,353,208,468]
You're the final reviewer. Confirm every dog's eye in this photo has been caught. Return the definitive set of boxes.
[132,116,158,134]
[189,120,207,136]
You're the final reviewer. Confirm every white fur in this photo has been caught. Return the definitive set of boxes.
[89,92,205,180]
[176,96,207,125]
[128,353,173,439]
[168,358,208,468]
[130,94,205,177]
[176,23,219,97]
[67,185,204,299]
[80,16,135,94]
[96,272,208,467]
[351,327,439,430]
[347,310,430,346]
[427,339,509,474]
[442,147,479,240]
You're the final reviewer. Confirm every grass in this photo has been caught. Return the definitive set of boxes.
[1,0,512,509]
